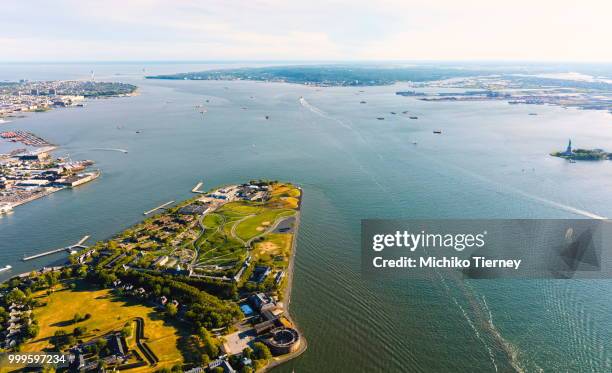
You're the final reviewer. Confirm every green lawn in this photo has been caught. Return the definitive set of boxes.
[234,209,294,241]
[24,282,186,370]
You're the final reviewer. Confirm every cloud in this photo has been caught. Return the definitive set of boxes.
[1,0,610,61]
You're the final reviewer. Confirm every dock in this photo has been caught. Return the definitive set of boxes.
[144,201,175,215]
[74,235,90,247]
[192,181,205,193]
[22,235,90,261]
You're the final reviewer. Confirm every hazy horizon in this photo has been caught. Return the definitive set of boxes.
[2,0,611,62]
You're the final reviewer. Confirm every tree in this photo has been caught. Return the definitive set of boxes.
[95,338,107,351]
[211,368,224,373]
[252,342,271,360]
[165,303,178,318]
[73,313,84,324]
[26,323,40,339]
[77,265,88,278]
[121,325,132,338]
[198,327,219,358]
[239,366,254,373]
[200,353,211,366]
[242,347,253,360]
[44,272,60,288]
[253,360,267,371]
[51,330,69,350]
[0,307,8,324]
[6,288,27,304]
[73,326,87,337]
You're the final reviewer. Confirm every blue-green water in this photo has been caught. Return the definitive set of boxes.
[0,63,611,372]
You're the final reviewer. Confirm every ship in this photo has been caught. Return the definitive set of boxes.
[409,116,418,119]
[433,130,442,134]
[0,265,12,273]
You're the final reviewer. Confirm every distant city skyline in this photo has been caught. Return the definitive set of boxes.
[2,0,612,62]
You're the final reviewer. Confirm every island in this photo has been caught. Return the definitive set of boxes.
[146,65,476,87]
[0,80,137,122]
[0,180,305,373]
[551,139,612,161]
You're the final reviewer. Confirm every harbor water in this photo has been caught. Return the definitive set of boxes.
[0,63,611,372]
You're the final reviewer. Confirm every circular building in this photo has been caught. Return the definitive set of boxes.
[265,327,300,355]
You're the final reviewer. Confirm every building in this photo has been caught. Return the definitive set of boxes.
[18,152,49,161]
[152,255,169,267]
[264,327,301,355]
[208,359,236,373]
[249,266,271,284]
[249,293,275,312]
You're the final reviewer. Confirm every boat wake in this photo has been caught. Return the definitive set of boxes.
[299,96,352,130]
[407,149,606,220]
[298,96,394,198]
[435,271,501,372]
[91,148,128,154]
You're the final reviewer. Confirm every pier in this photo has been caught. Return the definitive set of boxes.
[192,181,205,193]
[143,201,175,215]
[22,235,90,261]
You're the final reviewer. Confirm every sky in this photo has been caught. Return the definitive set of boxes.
[1,0,611,62]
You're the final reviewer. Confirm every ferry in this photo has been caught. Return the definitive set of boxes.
[0,265,12,273]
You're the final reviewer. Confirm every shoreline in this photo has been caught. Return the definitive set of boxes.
[263,186,308,372]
